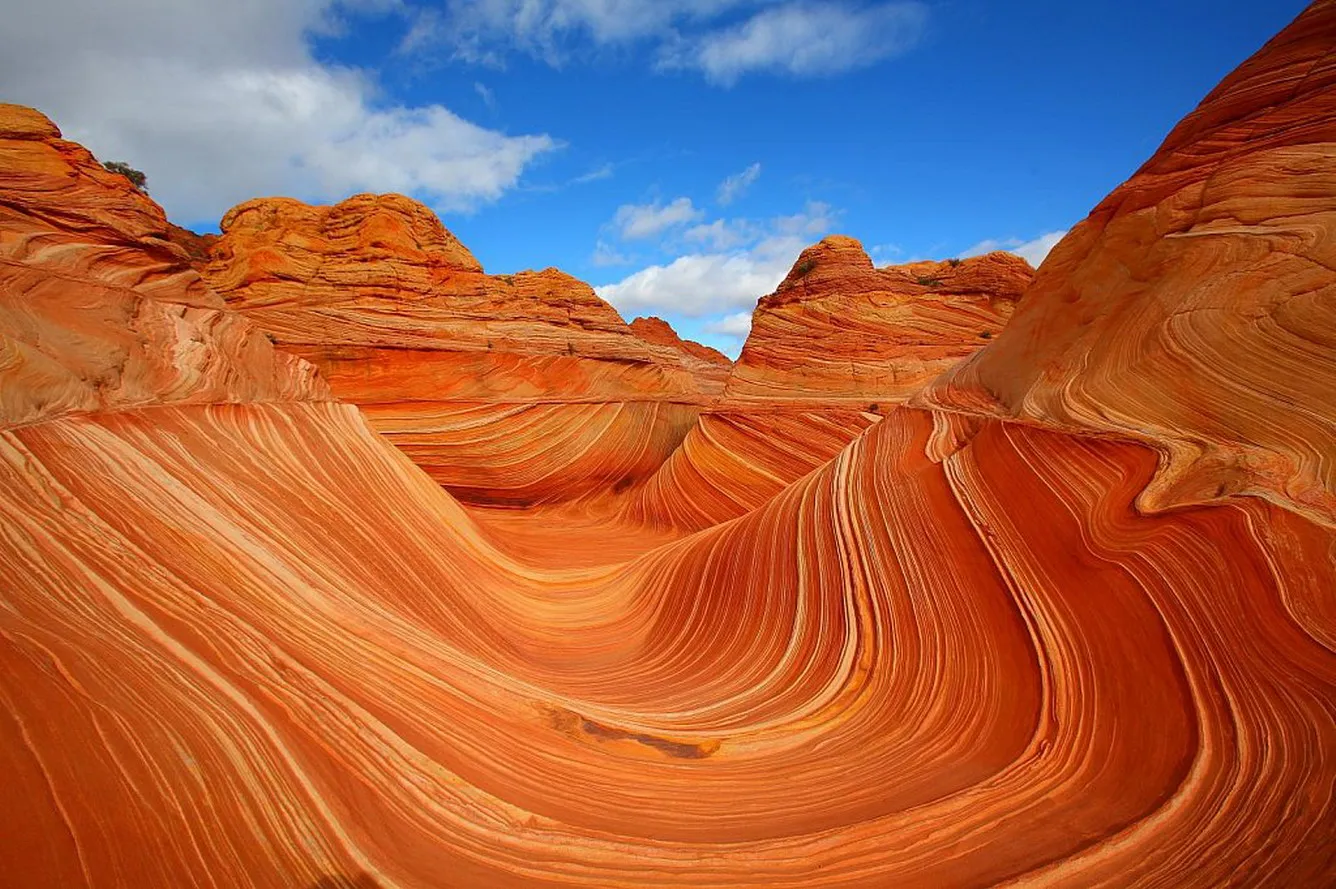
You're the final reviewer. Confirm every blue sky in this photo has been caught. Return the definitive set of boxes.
[2,0,1309,354]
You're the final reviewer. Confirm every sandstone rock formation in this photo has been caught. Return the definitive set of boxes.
[3,3,1336,886]
[0,105,328,430]
[728,236,1031,407]
[629,315,731,395]
[918,3,1336,528]
[623,241,1031,530]
[197,195,716,505]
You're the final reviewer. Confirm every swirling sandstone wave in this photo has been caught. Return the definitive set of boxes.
[2,4,1336,885]
[198,196,719,505]
[918,0,1336,527]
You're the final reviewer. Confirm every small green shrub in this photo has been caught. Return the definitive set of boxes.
[794,258,817,278]
[947,257,962,267]
[916,276,943,287]
[102,160,148,192]
[979,330,993,339]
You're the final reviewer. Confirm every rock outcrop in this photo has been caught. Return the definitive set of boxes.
[623,241,1031,529]
[3,4,1336,886]
[629,315,731,395]
[0,105,328,430]
[198,195,714,505]
[728,237,1031,407]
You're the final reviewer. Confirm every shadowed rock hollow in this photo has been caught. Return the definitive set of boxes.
[1,3,1335,887]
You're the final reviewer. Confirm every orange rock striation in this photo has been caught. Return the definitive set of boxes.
[2,5,1336,887]
[197,195,720,505]
[623,241,1031,530]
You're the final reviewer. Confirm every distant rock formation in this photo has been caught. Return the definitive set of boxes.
[727,236,1031,407]
[624,239,1032,529]
[197,194,722,505]
[630,315,731,396]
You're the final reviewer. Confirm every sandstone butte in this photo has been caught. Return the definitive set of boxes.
[622,240,1033,529]
[1,2,1336,888]
[197,195,724,506]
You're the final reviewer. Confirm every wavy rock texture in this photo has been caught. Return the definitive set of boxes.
[4,4,1336,887]
[198,196,715,505]
[918,1,1336,528]
[623,242,1030,530]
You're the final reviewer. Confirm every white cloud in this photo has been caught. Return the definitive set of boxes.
[963,230,1068,268]
[596,201,836,316]
[667,2,929,85]
[716,161,761,204]
[773,200,838,237]
[614,197,705,239]
[0,0,556,224]
[684,218,754,251]
[704,311,753,339]
[408,1,927,84]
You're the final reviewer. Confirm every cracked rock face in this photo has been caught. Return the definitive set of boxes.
[2,3,1336,887]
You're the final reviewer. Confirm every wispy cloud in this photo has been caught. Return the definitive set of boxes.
[613,197,705,240]
[0,0,557,225]
[573,162,615,184]
[662,2,929,85]
[716,162,761,205]
[963,230,1068,268]
[404,1,928,84]
[474,80,497,110]
[591,239,632,267]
